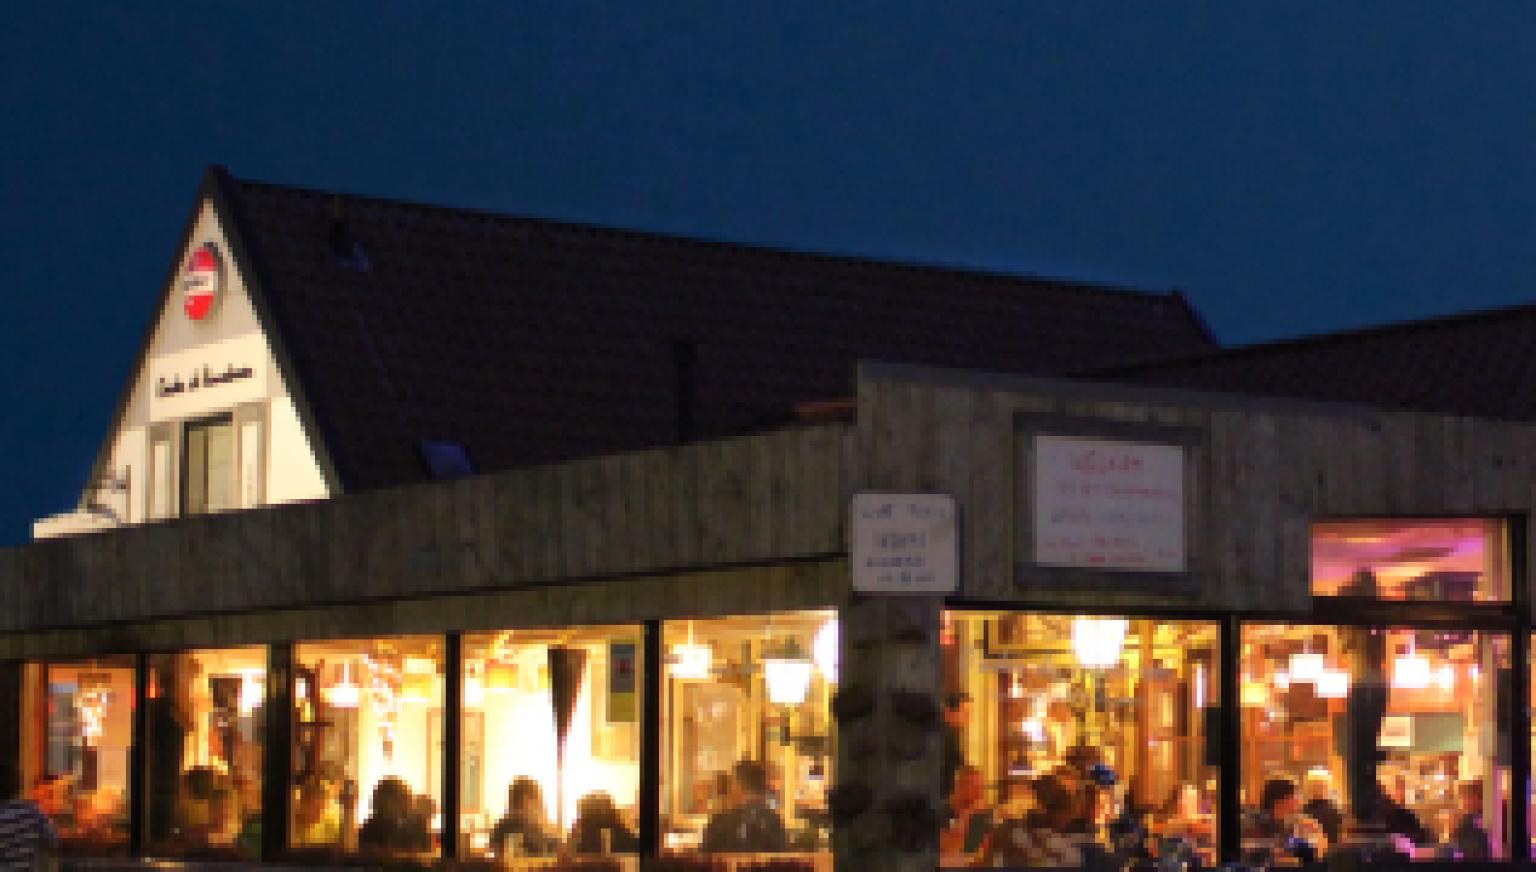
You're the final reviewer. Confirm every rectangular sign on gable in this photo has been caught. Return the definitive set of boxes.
[146,334,269,422]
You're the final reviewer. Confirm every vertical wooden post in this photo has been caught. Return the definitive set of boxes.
[1218,615,1242,864]
[639,619,662,859]
[1510,629,1530,859]
[0,661,20,798]
[129,653,147,857]
[443,633,462,860]
[262,643,294,861]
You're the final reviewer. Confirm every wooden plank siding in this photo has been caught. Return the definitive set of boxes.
[857,362,1536,613]
[8,359,1536,643]
[0,425,853,636]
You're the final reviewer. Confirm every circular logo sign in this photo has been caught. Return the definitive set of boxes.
[182,242,223,321]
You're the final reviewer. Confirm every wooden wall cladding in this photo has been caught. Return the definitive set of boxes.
[0,425,852,634]
[856,363,1536,613]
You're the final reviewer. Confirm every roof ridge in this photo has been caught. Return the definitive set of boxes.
[1094,296,1536,377]
[229,171,1189,306]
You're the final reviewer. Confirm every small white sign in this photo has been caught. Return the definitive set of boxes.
[851,492,959,594]
[1033,433,1186,572]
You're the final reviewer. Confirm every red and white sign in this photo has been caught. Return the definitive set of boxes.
[182,242,222,321]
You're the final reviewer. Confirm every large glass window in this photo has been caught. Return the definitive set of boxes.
[291,636,445,859]
[143,647,266,858]
[21,658,136,854]
[942,613,1220,869]
[1242,624,1510,863]
[459,625,643,861]
[1312,519,1510,602]
[660,611,837,867]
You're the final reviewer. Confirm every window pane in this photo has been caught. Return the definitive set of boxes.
[144,647,266,859]
[460,625,643,860]
[943,613,1220,869]
[1242,625,1509,863]
[205,420,235,512]
[1312,519,1510,602]
[661,611,837,865]
[23,657,135,855]
[185,426,208,516]
[292,636,445,859]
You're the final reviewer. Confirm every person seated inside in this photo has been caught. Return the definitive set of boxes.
[940,766,993,856]
[1300,770,1343,847]
[567,791,637,854]
[1244,777,1325,865]
[973,773,1083,868]
[489,777,558,858]
[701,760,787,854]
[1158,783,1214,848]
[357,777,429,854]
[1449,780,1489,860]
[1375,773,1431,851]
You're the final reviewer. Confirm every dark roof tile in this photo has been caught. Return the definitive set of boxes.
[225,172,1216,491]
[1096,303,1536,420]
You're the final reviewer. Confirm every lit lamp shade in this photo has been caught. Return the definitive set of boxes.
[323,681,360,709]
[1288,652,1325,684]
[1070,618,1128,669]
[1316,669,1350,699]
[1392,654,1431,690]
[670,643,713,680]
[1240,679,1269,708]
[764,658,814,706]
[322,661,361,709]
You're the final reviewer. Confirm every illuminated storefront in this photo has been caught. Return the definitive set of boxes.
[12,170,1536,871]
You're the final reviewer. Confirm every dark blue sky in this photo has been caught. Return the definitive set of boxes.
[3,4,1534,546]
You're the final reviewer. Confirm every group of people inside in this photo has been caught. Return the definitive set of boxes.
[490,758,789,859]
[489,779,638,858]
[1242,771,1491,864]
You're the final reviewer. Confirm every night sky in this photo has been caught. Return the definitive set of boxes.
[3,4,1534,547]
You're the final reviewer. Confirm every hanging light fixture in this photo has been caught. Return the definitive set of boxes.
[764,635,814,706]
[1392,647,1431,690]
[1316,669,1351,699]
[1070,618,1128,669]
[323,660,361,709]
[670,621,713,680]
[1433,664,1456,693]
[765,658,814,706]
[1288,651,1326,684]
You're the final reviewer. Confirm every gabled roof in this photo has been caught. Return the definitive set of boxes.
[213,166,1216,491]
[1095,302,1536,420]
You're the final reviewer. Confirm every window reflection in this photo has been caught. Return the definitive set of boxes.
[145,647,266,858]
[942,613,1220,869]
[291,637,444,859]
[661,612,837,867]
[459,625,643,861]
[23,658,135,854]
[1243,624,1509,862]
[1312,519,1510,601]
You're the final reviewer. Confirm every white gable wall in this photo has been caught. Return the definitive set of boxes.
[34,200,329,539]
